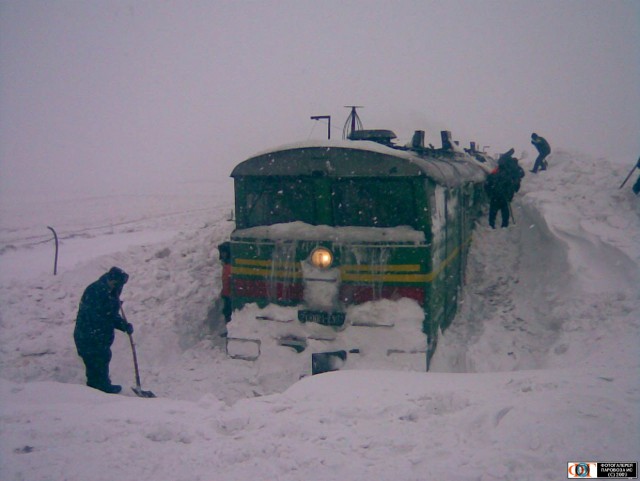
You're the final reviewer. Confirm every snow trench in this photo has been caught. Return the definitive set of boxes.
[432,184,639,375]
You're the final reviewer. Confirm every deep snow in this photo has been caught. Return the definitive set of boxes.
[0,150,639,481]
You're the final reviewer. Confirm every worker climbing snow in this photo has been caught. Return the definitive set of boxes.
[530,133,551,173]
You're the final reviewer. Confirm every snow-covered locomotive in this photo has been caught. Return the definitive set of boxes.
[218,127,488,377]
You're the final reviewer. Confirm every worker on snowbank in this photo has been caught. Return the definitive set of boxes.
[74,267,133,394]
[530,133,551,173]
[485,149,525,228]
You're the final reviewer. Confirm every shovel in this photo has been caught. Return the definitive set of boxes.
[619,157,640,189]
[127,332,156,398]
[121,307,156,398]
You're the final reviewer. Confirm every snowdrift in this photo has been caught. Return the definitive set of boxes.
[0,152,638,481]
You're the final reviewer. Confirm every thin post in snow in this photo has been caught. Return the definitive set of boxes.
[46,226,58,275]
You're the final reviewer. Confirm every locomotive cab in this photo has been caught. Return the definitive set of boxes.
[219,130,487,377]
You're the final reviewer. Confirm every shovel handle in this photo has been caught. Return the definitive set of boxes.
[121,307,142,389]
[120,307,156,397]
[128,332,142,389]
[620,157,640,189]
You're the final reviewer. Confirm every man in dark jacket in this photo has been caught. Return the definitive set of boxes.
[74,267,133,393]
[485,149,525,228]
[530,133,551,173]
[633,158,640,195]
[498,148,525,193]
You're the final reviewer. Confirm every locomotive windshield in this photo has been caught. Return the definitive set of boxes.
[238,176,417,229]
[243,177,316,227]
[333,178,416,227]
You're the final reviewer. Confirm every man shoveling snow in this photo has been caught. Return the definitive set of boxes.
[73,267,133,394]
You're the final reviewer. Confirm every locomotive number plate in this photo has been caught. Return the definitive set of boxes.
[298,310,346,326]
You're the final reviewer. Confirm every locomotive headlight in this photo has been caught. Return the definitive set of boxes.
[310,247,333,269]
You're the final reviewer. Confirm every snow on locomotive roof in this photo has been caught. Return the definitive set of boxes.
[250,139,393,158]
[231,139,487,187]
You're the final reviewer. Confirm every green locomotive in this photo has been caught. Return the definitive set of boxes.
[219,128,489,376]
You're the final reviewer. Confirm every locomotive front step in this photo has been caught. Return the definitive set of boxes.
[311,350,347,375]
[352,319,395,328]
[226,337,261,361]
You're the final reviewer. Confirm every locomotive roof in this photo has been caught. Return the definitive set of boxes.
[231,139,488,187]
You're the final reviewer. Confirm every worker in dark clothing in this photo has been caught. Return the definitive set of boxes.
[633,158,640,195]
[498,148,525,193]
[485,149,525,228]
[530,133,551,173]
[74,267,133,394]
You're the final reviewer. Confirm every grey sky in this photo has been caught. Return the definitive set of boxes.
[1,0,639,199]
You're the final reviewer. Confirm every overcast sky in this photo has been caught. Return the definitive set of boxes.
[1,0,639,200]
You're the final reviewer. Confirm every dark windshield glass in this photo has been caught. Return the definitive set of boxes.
[239,177,416,228]
[243,178,315,227]
[332,179,416,227]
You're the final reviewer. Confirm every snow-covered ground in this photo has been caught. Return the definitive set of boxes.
[0,151,638,481]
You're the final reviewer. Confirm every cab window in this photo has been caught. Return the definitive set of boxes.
[242,178,315,227]
[332,179,416,227]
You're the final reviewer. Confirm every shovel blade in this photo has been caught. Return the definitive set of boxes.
[131,386,156,398]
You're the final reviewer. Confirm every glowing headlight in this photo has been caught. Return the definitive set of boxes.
[310,247,333,269]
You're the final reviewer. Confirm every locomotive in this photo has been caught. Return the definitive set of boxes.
[218,125,490,377]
